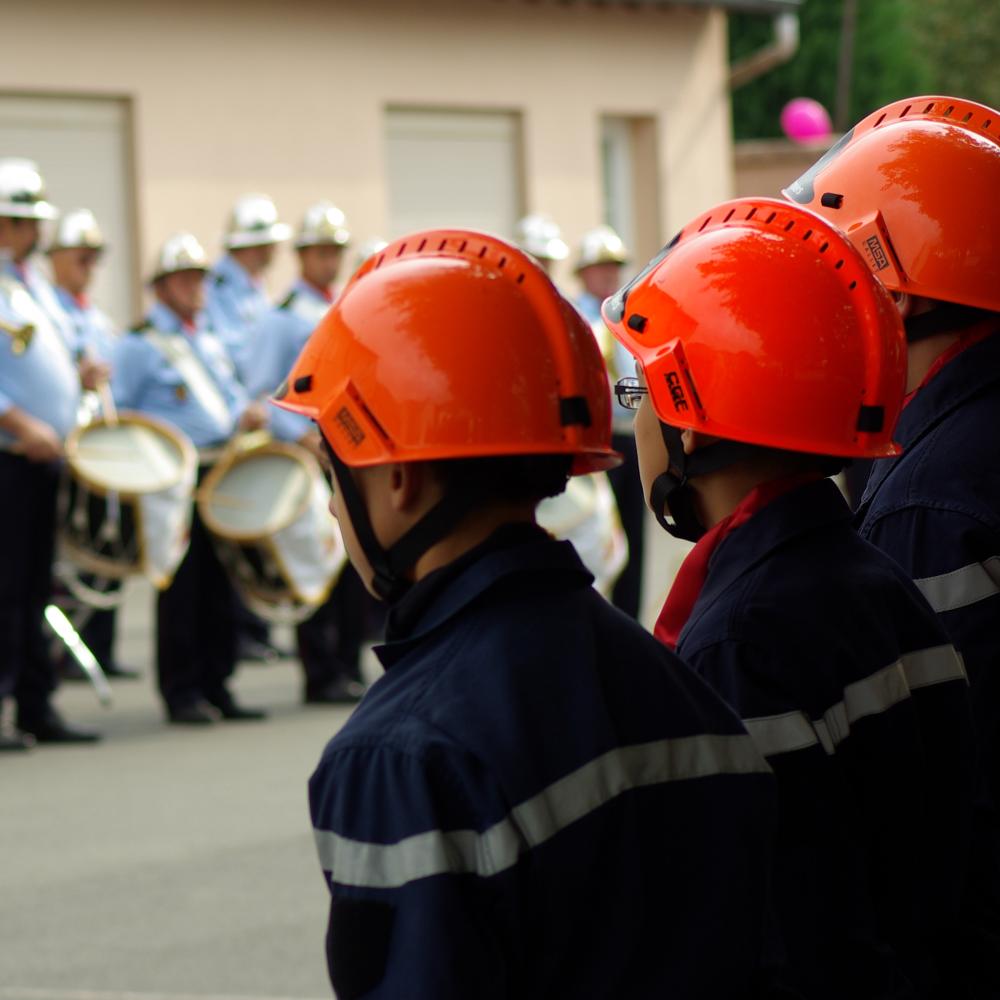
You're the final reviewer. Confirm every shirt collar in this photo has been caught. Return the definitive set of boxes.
[376,523,592,668]
[147,300,206,335]
[680,477,851,645]
[214,253,257,291]
[861,329,1000,506]
[294,277,335,304]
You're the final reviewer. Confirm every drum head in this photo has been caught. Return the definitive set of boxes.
[71,420,188,494]
[205,451,312,539]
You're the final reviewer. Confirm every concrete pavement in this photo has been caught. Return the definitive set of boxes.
[0,580,362,1000]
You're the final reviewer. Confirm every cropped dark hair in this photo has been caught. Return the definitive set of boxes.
[428,453,573,505]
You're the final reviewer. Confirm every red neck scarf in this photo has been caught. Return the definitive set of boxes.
[654,473,821,650]
[902,322,996,409]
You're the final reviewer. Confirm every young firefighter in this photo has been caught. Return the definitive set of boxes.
[272,230,778,999]
[784,96,1000,990]
[602,197,975,1000]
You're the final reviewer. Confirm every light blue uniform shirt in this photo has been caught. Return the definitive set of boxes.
[574,289,634,433]
[55,287,118,362]
[205,254,272,378]
[111,301,248,449]
[0,272,80,447]
[5,258,79,353]
[246,279,333,442]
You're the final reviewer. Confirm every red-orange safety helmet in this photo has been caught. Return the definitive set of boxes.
[273,229,618,474]
[783,95,1000,311]
[602,196,906,460]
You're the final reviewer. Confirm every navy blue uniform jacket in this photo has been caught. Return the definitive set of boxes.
[309,526,778,999]
[676,479,974,1000]
[858,331,1000,985]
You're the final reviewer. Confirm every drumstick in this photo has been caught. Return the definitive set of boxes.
[98,380,118,427]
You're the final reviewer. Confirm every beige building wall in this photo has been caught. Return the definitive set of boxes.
[0,0,736,315]
[733,137,836,201]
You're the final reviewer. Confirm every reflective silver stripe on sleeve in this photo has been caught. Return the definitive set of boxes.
[742,712,820,758]
[313,733,770,889]
[743,644,965,759]
[901,644,967,689]
[914,556,1000,613]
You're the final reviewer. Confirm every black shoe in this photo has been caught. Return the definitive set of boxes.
[19,710,101,744]
[0,732,33,752]
[305,678,367,705]
[103,663,142,680]
[207,692,268,721]
[236,638,281,664]
[167,701,220,725]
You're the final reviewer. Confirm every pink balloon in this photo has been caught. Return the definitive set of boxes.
[780,98,833,144]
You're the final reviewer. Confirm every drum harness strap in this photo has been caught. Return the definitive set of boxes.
[322,440,487,604]
[143,329,233,434]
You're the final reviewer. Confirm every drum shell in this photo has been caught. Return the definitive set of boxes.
[198,440,347,622]
[60,412,197,588]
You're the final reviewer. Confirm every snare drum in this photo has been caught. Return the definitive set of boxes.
[198,439,346,623]
[537,472,627,597]
[61,412,197,588]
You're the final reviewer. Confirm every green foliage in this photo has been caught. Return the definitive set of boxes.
[730,0,927,140]
[910,0,1000,109]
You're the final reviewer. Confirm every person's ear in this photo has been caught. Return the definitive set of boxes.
[680,429,720,456]
[387,462,425,513]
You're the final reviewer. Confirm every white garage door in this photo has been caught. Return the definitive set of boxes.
[0,94,136,329]
[385,108,523,241]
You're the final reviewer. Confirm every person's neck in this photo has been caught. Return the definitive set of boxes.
[689,462,809,529]
[905,331,962,394]
[410,505,537,582]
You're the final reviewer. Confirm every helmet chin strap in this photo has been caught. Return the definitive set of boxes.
[648,423,757,543]
[324,443,484,604]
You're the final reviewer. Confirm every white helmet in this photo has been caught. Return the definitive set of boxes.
[0,158,57,220]
[353,237,388,269]
[223,194,291,249]
[48,208,104,253]
[575,224,629,272]
[294,201,351,249]
[151,233,210,282]
[514,213,569,262]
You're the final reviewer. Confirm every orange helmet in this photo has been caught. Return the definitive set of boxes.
[783,95,1000,311]
[274,230,617,599]
[602,196,906,460]
[273,229,617,475]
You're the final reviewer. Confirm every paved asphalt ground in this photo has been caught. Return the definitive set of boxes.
[0,580,361,1000]
[0,522,687,1000]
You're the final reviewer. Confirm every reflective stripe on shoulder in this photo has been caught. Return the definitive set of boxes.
[915,556,1000,613]
[314,733,770,890]
[742,644,966,759]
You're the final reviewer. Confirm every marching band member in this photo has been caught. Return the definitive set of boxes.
[246,201,369,704]
[48,209,138,682]
[111,234,268,725]
[206,193,290,663]
[514,212,568,278]
[49,208,117,363]
[572,224,645,619]
[603,197,975,997]
[205,193,290,378]
[0,163,101,748]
